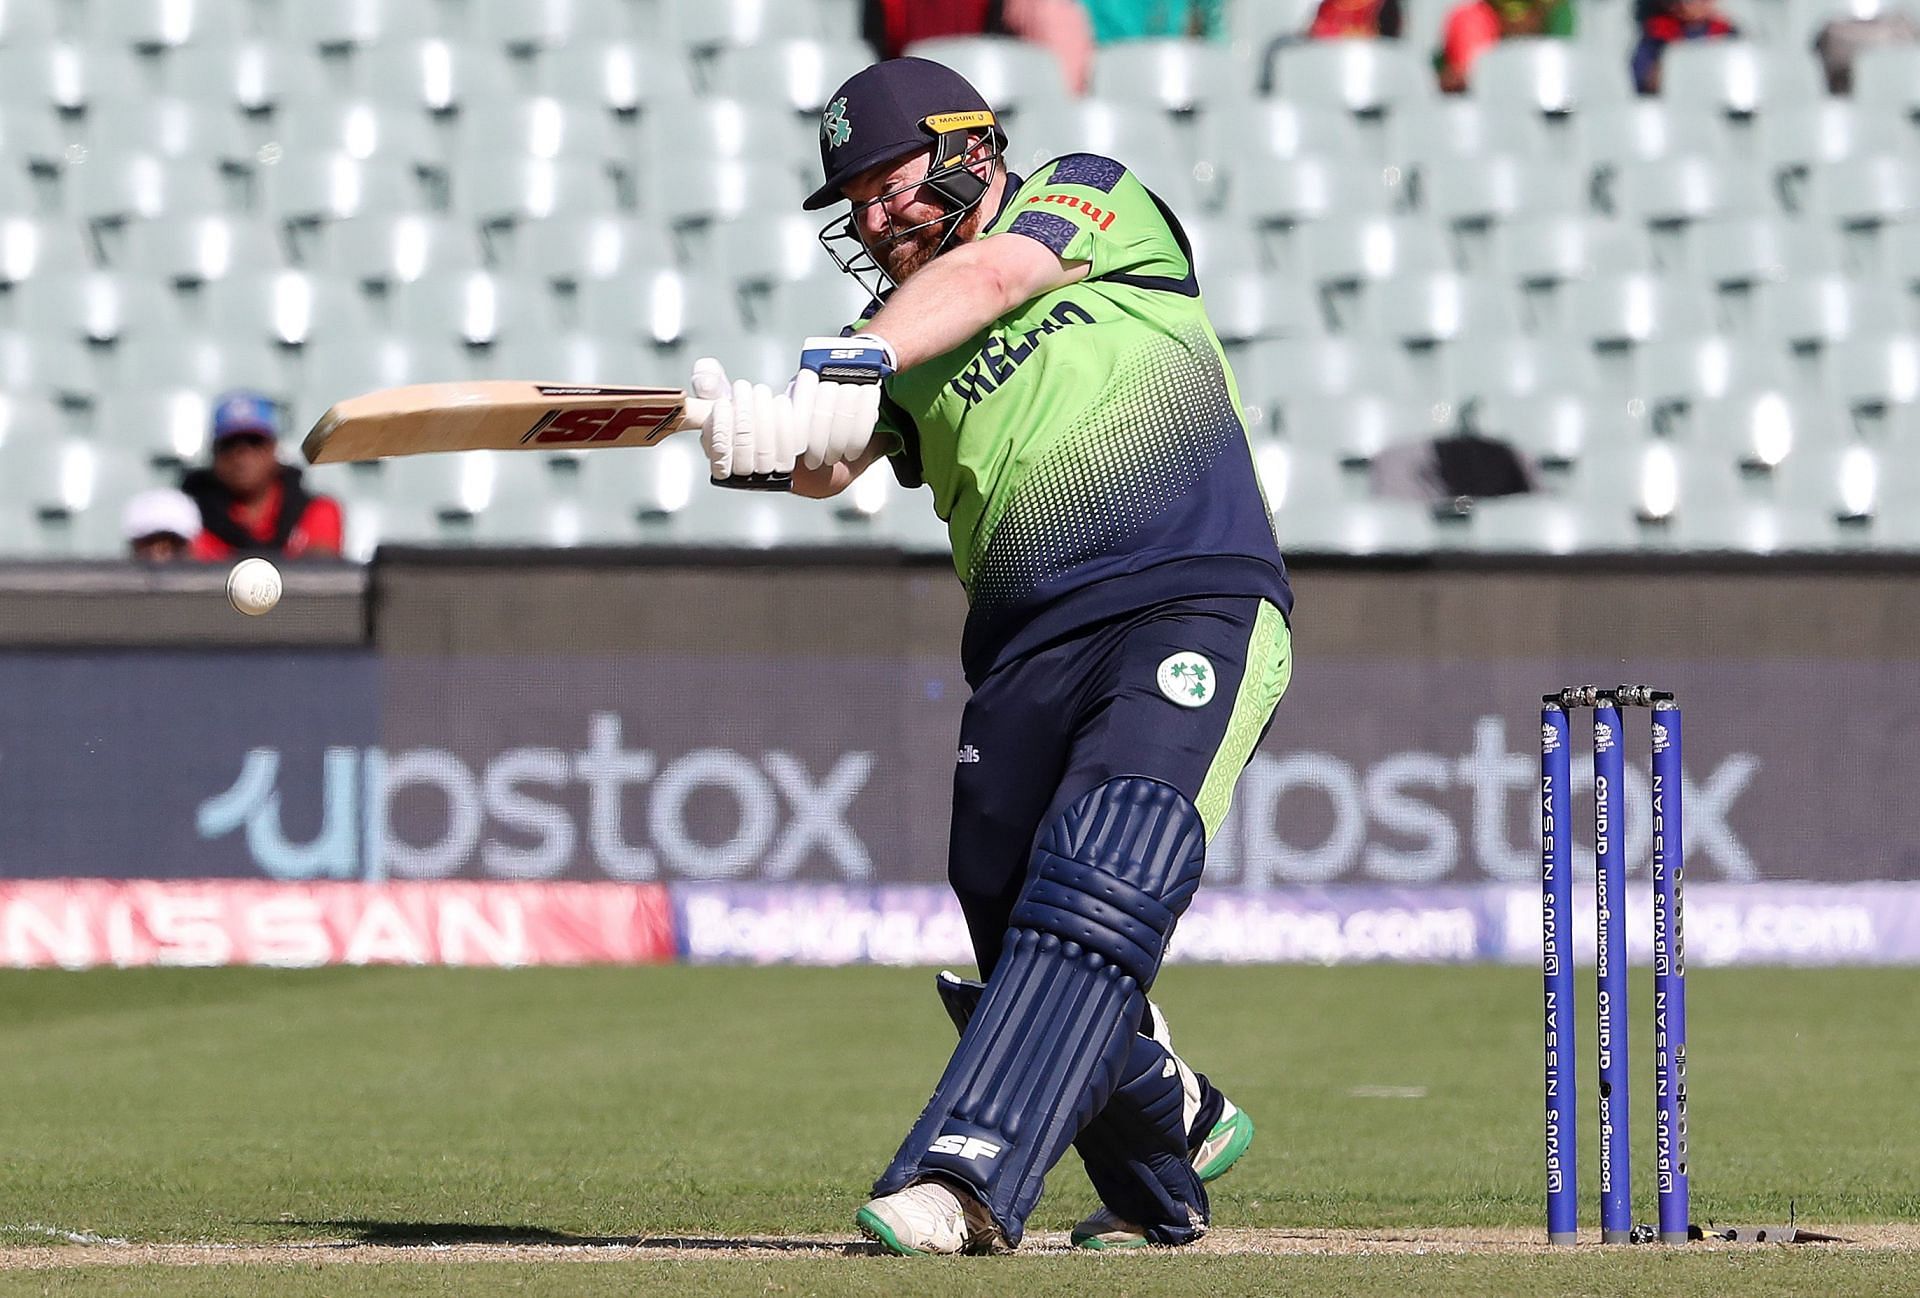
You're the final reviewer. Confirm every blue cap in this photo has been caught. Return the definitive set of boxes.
[804,58,1005,211]
[211,390,278,441]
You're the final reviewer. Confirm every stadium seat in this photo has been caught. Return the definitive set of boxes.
[1887,223,1920,290]
[1683,216,1845,289]
[640,98,810,166]
[1638,333,1799,414]
[114,213,287,285]
[0,217,97,286]
[83,99,253,167]
[1828,333,1920,412]
[1387,98,1553,165]
[711,213,830,289]
[455,157,622,224]
[1246,336,1414,401]
[1751,277,1916,348]
[488,331,654,385]
[1275,495,1443,554]
[1199,103,1361,210]
[456,99,622,165]
[89,0,249,52]
[1491,215,1653,287]
[1469,40,1633,114]
[899,38,1072,115]
[1773,443,1879,530]
[1008,100,1190,202]
[1184,217,1267,281]
[1601,155,1777,227]
[92,386,215,465]
[1281,394,1455,462]
[348,42,520,115]
[281,0,440,51]
[575,268,722,349]
[646,158,806,227]
[258,155,425,224]
[259,102,442,167]
[15,271,177,345]
[0,45,155,113]
[1803,156,1920,228]
[1206,273,1325,343]
[103,332,284,397]
[201,271,375,347]
[667,0,822,52]
[692,329,791,392]
[161,42,332,112]
[0,0,59,45]
[1554,275,1722,345]
[1234,157,1404,228]
[752,272,875,339]
[297,333,472,400]
[1467,494,1640,553]
[1267,41,1424,117]
[1757,100,1916,175]
[1358,274,1525,345]
[1683,391,1841,471]
[0,107,68,172]
[471,0,629,54]
[1851,44,1920,116]
[1437,334,1602,401]
[705,40,874,114]
[1298,216,1455,288]
[311,213,483,288]
[0,329,93,402]
[531,44,700,114]
[1658,43,1824,116]
[514,215,673,287]
[1422,155,1590,227]
[389,271,553,347]
[1576,102,1730,167]
[66,153,230,225]
[1468,392,1646,467]
[1089,39,1253,114]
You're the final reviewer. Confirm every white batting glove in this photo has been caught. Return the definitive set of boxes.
[790,334,894,470]
[691,358,805,485]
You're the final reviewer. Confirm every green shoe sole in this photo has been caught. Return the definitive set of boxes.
[855,1206,925,1257]
[1195,1108,1255,1183]
[1072,1231,1155,1251]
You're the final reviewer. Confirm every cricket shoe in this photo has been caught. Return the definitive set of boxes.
[1070,1099,1256,1250]
[855,1178,1005,1256]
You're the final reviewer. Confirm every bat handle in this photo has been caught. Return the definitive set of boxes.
[677,397,713,432]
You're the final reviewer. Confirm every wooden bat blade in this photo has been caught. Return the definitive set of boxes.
[302,381,712,464]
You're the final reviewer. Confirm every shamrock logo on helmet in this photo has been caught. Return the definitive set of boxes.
[822,97,852,148]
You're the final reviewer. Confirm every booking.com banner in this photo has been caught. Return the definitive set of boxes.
[5,650,1920,965]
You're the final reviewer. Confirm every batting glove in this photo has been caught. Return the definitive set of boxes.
[791,334,895,470]
[691,357,801,490]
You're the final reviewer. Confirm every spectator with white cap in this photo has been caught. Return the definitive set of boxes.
[121,488,202,563]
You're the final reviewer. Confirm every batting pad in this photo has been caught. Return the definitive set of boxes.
[932,971,1209,1244]
[874,777,1205,1244]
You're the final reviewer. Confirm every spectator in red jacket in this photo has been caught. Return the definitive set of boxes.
[862,0,1093,93]
[183,391,344,561]
[1634,0,1739,94]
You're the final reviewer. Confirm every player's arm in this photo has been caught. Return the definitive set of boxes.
[858,232,1089,371]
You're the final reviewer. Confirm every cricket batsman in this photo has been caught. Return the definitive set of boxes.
[689,58,1295,1255]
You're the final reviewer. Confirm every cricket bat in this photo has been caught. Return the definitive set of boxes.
[302,381,714,464]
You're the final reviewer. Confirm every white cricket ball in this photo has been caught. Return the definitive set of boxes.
[226,557,283,617]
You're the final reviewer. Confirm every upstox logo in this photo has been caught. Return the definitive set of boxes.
[822,97,851,148]
[929,1134,1002,1161]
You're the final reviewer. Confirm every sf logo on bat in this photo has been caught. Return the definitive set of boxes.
[519,387,686,447]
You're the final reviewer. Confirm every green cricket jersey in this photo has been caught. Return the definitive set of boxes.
[863,154,1292,684]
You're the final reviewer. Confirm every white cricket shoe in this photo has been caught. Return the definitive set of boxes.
[1069,1098,1254,1250]
[855,1179,1004,1256]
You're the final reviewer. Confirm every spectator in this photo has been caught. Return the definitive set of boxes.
[1633,0,1739,94]
[862,0,1094,92]
[1813,0,1919,93]
[1306,0,1404,39]
[1083,0,1227,41]
[182,391,344,561]
[1435,0,1574,93]
[121,488,202,563]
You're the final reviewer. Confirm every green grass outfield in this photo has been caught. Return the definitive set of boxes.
[1,964,1916,1296]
